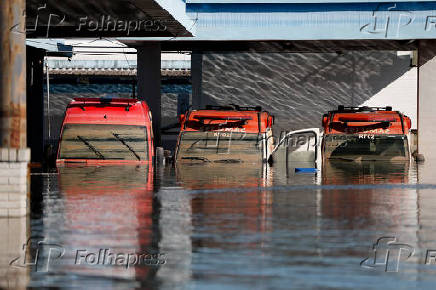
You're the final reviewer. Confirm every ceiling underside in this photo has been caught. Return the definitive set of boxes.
[26,0,192,38]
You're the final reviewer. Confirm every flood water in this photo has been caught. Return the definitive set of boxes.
[8,160,436,289]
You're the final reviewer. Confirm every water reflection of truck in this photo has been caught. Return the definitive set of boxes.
[57,165,155,281]
[175,162,272,245]
[56,98,154,166]
[320,160,414,232]
[175,105,274,164]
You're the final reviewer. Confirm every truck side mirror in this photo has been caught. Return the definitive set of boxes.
[322,114,328,128]
[178,114,185,124]
[405,116,412,130]
[267,116,274,127]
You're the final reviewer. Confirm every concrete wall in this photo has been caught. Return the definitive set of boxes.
[418,40,436,160]
[198,51,417,133]
[362,66,417,128]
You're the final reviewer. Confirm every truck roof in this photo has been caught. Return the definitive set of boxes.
[323,106,411,135]
[63,97,151,126]
[182,107,273,134]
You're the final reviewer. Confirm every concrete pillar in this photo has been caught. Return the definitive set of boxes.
[191,51,203,109]
[1,0,27,149]
[0,0,30,218]
[0,2,29,286]
[137,43,162,147]
[26,47,45,164]
[417,41,436,236]
[177,93,190,116]
[418,40,436,160]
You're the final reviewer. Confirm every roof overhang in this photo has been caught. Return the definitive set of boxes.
[185,0,436,3]
[120,1,436,42]
[26,0,193,38]
[26,39,73,57]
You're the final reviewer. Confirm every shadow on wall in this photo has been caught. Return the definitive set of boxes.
[200,51,413,133]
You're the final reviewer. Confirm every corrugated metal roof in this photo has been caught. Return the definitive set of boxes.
[46,67,190,76]
[37,39,191,72]
[46,59,190,70]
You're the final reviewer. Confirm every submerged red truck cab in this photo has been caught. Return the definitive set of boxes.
[175,105,274,164]
[322,106,412,161]
[56,97,154,165]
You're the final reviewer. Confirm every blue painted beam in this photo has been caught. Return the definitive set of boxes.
[187,0,436,2]
[120,1,436,41]
[185,2,436,12]
[186,2,436,40]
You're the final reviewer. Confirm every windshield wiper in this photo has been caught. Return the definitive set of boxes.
[112,133,141,161]
[77,136,105,159]
[181,156,211,162]
[214,158,242,163]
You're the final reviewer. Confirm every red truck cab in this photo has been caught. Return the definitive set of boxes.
[175,105,274,164]
[56,97,154,165]
[322,106,412,161]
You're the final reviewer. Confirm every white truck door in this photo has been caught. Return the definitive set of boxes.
[271,128,322,169]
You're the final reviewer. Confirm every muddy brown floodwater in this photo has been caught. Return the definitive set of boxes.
[6,159,436,289]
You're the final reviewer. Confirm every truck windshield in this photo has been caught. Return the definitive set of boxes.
[58,124,148,161]
[323,134,409,160]
[177,131,263,163]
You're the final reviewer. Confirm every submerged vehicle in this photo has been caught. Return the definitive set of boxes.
[321,106,412,161]
[56,97,154,165]
[175,105,274,164]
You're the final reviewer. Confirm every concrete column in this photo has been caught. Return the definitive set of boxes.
[191,51,203,109]
[417,41,436,241]
[0,0,30,218]
[26,47,45,164]
[0,3,30,286]
[418,40,436,160]
[0,0,27,149]
[137,43,162,147]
